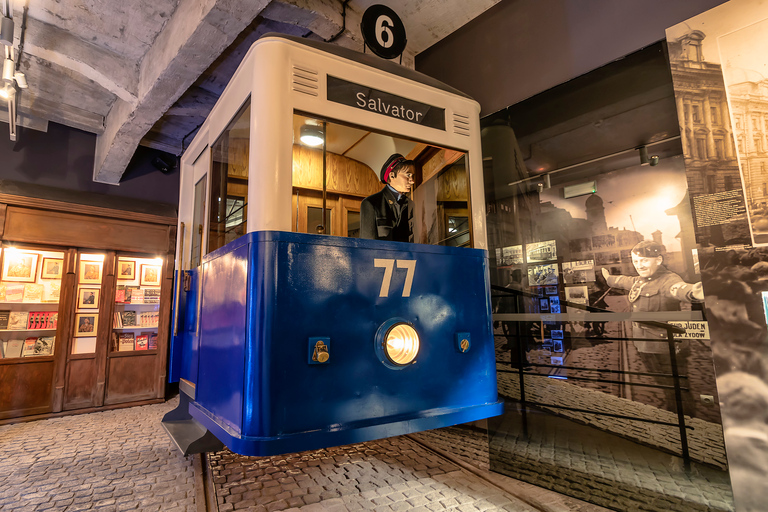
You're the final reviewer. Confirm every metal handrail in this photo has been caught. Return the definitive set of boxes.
[491,284,694,468]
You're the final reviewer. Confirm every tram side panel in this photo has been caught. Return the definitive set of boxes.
[188,231,501,456]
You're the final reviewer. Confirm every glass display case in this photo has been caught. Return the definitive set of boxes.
[110,256,162,354]
[0,248,64,360]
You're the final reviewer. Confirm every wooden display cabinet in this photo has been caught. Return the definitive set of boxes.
[0,186,176,423]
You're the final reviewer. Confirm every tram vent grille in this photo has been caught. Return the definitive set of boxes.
[453,113,470,137]
[293,65,319,96]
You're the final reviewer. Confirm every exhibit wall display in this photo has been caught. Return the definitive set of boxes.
[667,1,768,509]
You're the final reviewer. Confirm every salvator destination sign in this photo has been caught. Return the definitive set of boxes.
[327,76,445,131]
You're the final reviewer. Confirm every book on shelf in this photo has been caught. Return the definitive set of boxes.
[21,337,37,357]
[118,332,135,351]
[8,312,28,330]
[111,331,119,352]
[121,310,137,327]
[148,332,158,350]
[4,339,23,358]
[22,283,44,302]
[115,286,126,304]
[5,283,24,303]
[32,336,55,356]
[122,287,140,304]
[0,310,9,330]
[42,281,61,303]
[143,288,160,304]
[113,311,123,328]
[48,313,58,330]
[135,334,148,350]
[130,288,144,304]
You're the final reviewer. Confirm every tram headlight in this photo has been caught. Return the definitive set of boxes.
[375,319,419,369]
[384,323,419,365]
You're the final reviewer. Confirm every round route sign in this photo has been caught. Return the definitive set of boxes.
[360,4,407,60]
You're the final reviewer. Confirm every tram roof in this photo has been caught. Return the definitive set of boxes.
[262,33,474,101]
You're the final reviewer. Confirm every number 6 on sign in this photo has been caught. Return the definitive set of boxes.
[374,259,416,298]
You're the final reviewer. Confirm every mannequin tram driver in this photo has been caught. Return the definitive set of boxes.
[360,153,414,242]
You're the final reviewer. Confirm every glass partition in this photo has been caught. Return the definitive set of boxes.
[292,113,471,246]
[208,100,250,254]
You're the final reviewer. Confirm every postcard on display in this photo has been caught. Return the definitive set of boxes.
[526,240,557,263]
[528,264,559,286]
[5,338,24,358]
[22,283,44,303]
[34,336,55,356]
[4,283,24,303]
[549,296,561,314]
[500,245,524,266]
[565,286,589,306]
[42,281,61,302]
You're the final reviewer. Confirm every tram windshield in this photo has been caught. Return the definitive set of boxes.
[292,113,471,247]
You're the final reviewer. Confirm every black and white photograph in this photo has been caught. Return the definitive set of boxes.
[527,263,558,286]
[525,240,556,263]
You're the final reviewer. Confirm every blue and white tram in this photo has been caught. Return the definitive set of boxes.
[163,33,503,456]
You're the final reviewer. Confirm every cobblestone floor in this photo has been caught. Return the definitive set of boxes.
[485,406,734,512]
[208,434,611,512]
[0,398,197,512]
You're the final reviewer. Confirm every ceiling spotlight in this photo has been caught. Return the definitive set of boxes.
[0,16,13,47]
[300,124,324,147]
[0,85,9,99]
[14,71,26,89]
[2,57,13,82]
[638,145,660,166]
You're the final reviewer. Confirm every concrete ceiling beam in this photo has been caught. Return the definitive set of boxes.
[92,0,274,184]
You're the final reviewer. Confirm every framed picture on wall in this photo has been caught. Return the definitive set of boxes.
[117,260,136,280]
[79,261,103,284]
[2,252,39,282]
[140,265,161,286]
[74,313,98,337]
[40,258,63,279]
[77,287,100,309]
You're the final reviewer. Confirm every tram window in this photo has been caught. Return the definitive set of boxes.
[307,207,333,235]
[292,113,472,247]
[209,100,250,254]
[347,211,360,238]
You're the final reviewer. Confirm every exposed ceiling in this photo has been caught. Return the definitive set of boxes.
[0,0,500,185]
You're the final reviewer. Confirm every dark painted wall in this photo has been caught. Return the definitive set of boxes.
[416,0,728,116]
[0,122,179,207]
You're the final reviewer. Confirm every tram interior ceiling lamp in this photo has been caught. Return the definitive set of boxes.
[300,124,324,147]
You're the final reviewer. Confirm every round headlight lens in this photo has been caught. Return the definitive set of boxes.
[384,323,420,365]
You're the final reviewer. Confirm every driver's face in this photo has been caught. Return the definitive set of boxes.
[631,253,662,278]
[389,167,414,194]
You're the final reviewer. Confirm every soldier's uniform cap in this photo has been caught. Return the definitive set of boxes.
[631,240,665,257]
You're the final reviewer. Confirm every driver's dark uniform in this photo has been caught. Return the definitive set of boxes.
[360,185,413,242]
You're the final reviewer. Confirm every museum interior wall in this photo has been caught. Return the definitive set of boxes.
[415,1,768,511]
[415,0,727,117]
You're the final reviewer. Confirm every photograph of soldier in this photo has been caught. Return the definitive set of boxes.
[602,240,704,411]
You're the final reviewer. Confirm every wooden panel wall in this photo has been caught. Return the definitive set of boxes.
[292,145,380,198]
[105,354,158,404]
[3,207,172,254]
[0,360,55,419]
